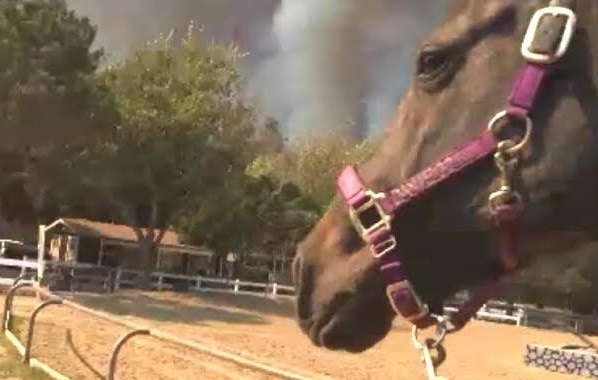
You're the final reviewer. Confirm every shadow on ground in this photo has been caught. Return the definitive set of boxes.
[191,292,295,318]
[68,292,269,325]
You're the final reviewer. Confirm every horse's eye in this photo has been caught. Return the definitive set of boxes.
[415,45,460,91]
[416,46,451,79]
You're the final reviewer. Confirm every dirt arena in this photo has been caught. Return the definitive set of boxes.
[3,290,595,380]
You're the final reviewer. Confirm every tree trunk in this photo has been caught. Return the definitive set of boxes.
[19,149,48,222]
[137,238,158,290]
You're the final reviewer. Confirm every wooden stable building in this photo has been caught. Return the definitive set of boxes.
[44,218,214,276]
[233,250,294,285]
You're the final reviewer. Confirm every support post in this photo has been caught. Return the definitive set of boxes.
[106,329,150,380]
[104,270,113,293]
[20,256,28,276]
[71,236,80,263]
[3,282,34,332]
[114,268,122,291]
[98,238,104,266]
[37,225,45,282]
[12,275,28,286]
[24,298,63,363]
[233,279,240,293]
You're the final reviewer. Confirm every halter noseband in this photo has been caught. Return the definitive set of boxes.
[337,0,578,336]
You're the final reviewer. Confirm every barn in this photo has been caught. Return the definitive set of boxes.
[44,218,214,276]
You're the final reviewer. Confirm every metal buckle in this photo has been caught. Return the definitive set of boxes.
[370,234,397,258]
[348,189,393,246]
[387,280,430,323]
[521,6,577,64]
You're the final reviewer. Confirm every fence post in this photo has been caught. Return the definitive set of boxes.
[70,267,76,295]
[105,270,113,293]
[233,279,240,293]
[157,275,163,291]
[272,283,278,298]
[106,329,150,380]
[195,276,202,290]
[3,282,33,332]
[20,256,28,276]
[37,224,45,281]
[114,268,122,291]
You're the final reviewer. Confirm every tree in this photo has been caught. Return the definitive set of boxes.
[175,173,266,256]
[0,0,117,230]
[175,172,320,278]
[253,180,320,279]
[0,0,115,150]
[247,136,376,209]
[48,24,261,285]
[175,135,376,278]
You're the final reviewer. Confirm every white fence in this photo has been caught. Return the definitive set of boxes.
[113,268,296,298]
[0,257,296,299]
[443,305,525,326]
[1,257,595,333]
[0,257,37,286]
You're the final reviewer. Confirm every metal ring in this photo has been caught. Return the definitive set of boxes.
[487,110,533,155]
[411,315,448,350]
[495,141,519,162]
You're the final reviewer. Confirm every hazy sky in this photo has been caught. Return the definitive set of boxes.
[64,0,447,139]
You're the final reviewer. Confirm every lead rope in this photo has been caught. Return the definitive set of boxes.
[420,340,448,380]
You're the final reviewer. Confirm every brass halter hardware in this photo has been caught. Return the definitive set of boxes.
[487,111,533,214]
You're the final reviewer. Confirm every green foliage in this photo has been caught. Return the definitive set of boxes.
[55,24,258,226]
[247,136,375,209]
[0,0,116,150]
[0,2,378,274]
[176,135,375,260]
[34,24,264,283]
[175,172,319,257]
[99,23,256,159]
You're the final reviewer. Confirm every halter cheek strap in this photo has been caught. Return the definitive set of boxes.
[337,0,577,331]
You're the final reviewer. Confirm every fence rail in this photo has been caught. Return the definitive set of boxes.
[443,306,524,326]
[0,257,296,299]
[1,257,596,333]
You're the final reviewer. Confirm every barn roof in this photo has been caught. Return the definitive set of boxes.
[46,218,181,246]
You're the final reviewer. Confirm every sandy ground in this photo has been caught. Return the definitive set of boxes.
[3,290,596,380]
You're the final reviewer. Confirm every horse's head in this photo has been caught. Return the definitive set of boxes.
[294,0,598,352]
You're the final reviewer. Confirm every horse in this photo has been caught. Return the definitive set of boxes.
[293,0,598,376]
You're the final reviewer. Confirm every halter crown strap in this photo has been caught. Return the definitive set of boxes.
[337,0,578,329]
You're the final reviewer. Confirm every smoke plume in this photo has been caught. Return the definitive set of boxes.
[63,0,448,139]
[262,0,370,140]
[64,0,278,62]
[254,0,449,140]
